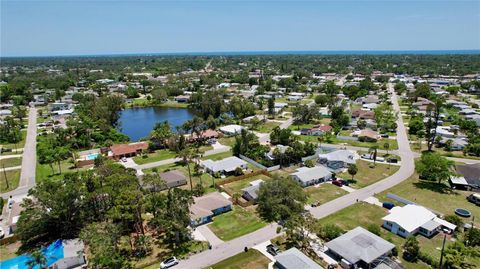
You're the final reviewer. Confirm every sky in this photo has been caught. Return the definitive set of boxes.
[1,0,479,57]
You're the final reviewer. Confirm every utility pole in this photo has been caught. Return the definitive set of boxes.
[439,232,447,269]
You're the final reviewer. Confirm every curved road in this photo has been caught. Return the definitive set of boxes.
[178,84,416,269]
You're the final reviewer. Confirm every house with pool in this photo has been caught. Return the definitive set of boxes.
[0,239,85,269]
[189,192,232,227]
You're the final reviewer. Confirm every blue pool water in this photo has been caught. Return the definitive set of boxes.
[86,153,100,160]
[0,240,64,269]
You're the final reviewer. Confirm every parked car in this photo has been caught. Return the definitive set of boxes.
[160,257,178,269]
[332,180,343,187]
[380,133,389,138]
[387,158,398,163]
[0,227,4,239]
[121,157,128,162]
[467,193,480,206]
[266,244,281,256]
[382,202,395,210]
[338,179,349,186]
[376,157,385,162]
[311,201,321,207]
[361,154,371,160]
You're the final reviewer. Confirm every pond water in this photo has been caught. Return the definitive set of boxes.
[118,106,195,141]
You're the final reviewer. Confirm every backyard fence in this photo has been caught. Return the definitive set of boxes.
[239,154,267,170]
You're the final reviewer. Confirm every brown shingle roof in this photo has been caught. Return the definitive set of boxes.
[110,142,148,156]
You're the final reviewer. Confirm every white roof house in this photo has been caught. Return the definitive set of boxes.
[219,124,245,135]
[200,156,247,174]
[290,166,332,187]
[382,204,456,238]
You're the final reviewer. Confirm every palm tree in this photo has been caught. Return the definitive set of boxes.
[176,147,198,192]
[26,250,47,269]
[368,145,379,165]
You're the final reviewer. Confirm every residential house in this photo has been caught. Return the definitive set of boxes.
[351,109,375,120]
[174,95,190,103]
[359,95,379,105]
[266,145,290,161]
[241,179,264,202]
[290,166,332,187]
[325,227,395,269]
[357,129,380,142]
[189,192,232,226]
[382,204,456,238]
[299,125,332,136]
[318,150,358,171]
[159,170,188,189]
[219,124,245,136]
[274,247,324,269]
[451,163,480,189]
[439,137,468,151]
[108,142,148,160]
[200,156,248,176]
[187,129,220,142]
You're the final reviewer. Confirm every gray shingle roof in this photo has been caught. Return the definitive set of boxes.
[275,247,324,269]
[326,227,394,264]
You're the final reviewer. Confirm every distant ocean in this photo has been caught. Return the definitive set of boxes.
[2,50,479,58]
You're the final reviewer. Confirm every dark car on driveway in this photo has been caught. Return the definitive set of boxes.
[266,244,281,256]
[332,180,343,187]
[338,179,349,186]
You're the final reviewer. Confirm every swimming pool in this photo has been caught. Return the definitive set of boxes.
[0,240,64,269]
[85,152,100,160]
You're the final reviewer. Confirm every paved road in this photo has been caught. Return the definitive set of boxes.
[309,83,415,218]
[178,84,415,268]
[178,224,280,269]
[134,146,231,170]
[1,107,37,199]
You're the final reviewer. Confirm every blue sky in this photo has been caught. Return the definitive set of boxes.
[1,0,479,56]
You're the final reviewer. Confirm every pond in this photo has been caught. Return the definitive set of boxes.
[118,106,195,141]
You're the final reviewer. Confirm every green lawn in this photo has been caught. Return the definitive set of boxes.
[204,249,270,269]
[201,151,233,161]
[298,135,399,150]
[0,130,27,149]
[377,172,480,226]
[143,162,218,193]
[338,160,400,188]
[208,206,267,241]
[0,157,22,168]
[133,149,177,164]
[0,170,20,193]
[36,160,84,183]
[305,183,348,204]
[317,203,430,269]
[253,121,280,133]
[218,137,236,147]
[222,174,272,195]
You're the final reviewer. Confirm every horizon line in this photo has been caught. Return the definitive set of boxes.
[2,49,480,58]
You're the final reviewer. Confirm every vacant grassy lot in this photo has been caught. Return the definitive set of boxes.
[0,170,20,193]
[205,249,270,269]
[338,160,400,188]
[208,206,267,241]
[133,149,177,164]
[377,172,480,226]
[222,174,272,194]
[253,121,280,133]
[0,157,22,168]
[305,183,348,204]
